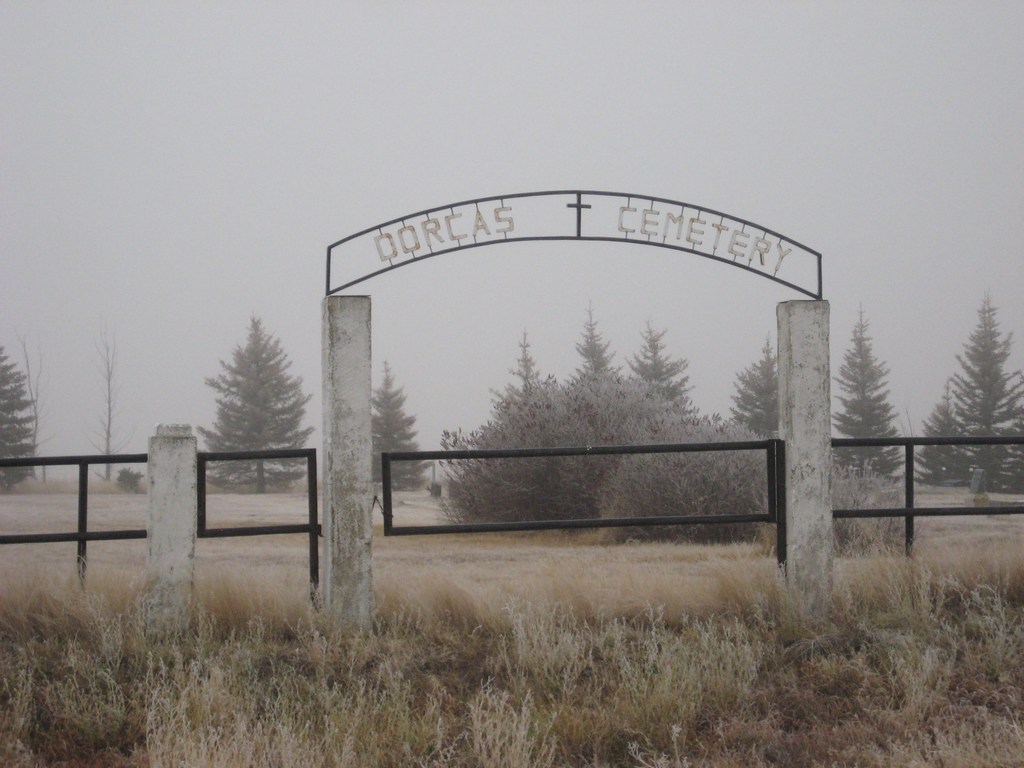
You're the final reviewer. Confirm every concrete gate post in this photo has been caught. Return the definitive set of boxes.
[777,301,833,616]
[145,424,197,636]
[321,296,373,629]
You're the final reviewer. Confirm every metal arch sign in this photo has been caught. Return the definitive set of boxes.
[325,190,822,298]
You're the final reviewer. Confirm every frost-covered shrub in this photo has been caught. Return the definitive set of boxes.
[831,465,903,554]
[440,375,636,525]
[599,417,765,543]
[441,374,764,542]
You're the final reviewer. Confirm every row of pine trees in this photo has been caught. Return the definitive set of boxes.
[728,295,1024,490]
[2,296,1023,492]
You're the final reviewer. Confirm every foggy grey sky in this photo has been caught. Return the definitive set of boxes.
[3,2,1023,458]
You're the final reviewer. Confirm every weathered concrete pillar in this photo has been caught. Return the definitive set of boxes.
[322,296,373,629]
[777,301,833,616]
[145,424,197,635]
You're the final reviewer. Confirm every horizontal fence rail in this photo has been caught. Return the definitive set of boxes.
[381,440,786,565]
[1,448,320,596]
[831,435,1024,554]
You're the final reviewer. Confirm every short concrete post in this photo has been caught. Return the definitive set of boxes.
[777,301,833,616]
[145,424,197,635]
[322,296,373,629]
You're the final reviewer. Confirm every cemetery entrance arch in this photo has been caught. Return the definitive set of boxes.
[326,190,822,299]
[320,190,831,627]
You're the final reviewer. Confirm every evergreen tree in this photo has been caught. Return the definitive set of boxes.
[372,361,426,489]
[0,344,35,490]
[949,295,1024,491]
[627,322,692,406]
[917,380,968,486]
[730,337,778,437]
[573,303,618,381]
[198,317,314,492]
[833,308,900,476]
[498,331,542,406]
[16,332,46,479]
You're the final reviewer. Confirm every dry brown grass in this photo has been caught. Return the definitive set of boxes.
[2,536,1024,767]
[2,489,1023,765]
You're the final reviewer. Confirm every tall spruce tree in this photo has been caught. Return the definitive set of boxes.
[918,380,968,486]
[573,303,618,381]
[949,295,1024,491]
[198,317,313,492]
[833,308,900,476]
[498,331,542,406]
[372,361,426,489]
[627,322,692,406]
[0,344,35,490]
[730,337,778,437]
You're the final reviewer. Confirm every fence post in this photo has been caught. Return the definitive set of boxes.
[76,462,89,583]
[904,444,915,556]
[322,296,373,629]
[777,301,833,617]
[144,424,197,636]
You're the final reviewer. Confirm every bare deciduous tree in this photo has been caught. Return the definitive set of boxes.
[91,329,131,480]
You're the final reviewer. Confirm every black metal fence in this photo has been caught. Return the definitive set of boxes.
[381,439,788,566]
[385,434,1024,563]
[198,449,320,596]
[0,453,149,580]
[0,449,320,595]
[832,435,1024,555]
[5,436,1020,589]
